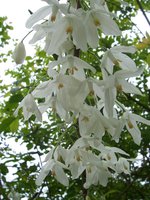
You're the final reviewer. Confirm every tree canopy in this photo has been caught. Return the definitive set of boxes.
[0,1,150,200]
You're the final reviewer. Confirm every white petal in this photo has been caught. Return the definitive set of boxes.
[104,87,116,117]
[121,80,142,95]
[47,20,67,54]
[111,46,136,54]
[36,160,55,186]
[126,121,141,145]
[32,80,54,98]
[114,53,137,71]
[70,162,85,179]
[72,16,87,51]
[115,67,144,79]
[97,13,121,36]
[131,114,150,125]
[74,56,96,73]
[26,6,51,28]
[54,165,69,186]
[29,28,46,44]
[85,13,99,48]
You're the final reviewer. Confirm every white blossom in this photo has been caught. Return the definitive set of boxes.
[48,55,96,80]
[12,42,26,64]
[46,14,87,54]
[36,147,69,186]
[14,94,42,121]
[85,9,121,48]
[101,46,137,75]
[123,111,150,145]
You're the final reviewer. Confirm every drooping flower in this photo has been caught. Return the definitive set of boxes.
[29,22,53,44]
[122,111,150,145]
[84,165,111,188]
[101,45,137,75]
[12,42,26,64]
[46,14,87,54]
[36,147,69,186]
[115,157,130,174]
[48,55,96,80]
[85,9,121,48]
[79,105,113,139]
[93,67,144,117]
[14,94,42,121]
[26,0,67,28]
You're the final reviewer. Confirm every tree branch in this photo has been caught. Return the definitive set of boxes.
[136,0,150,27]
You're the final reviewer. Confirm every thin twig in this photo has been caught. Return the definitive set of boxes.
[136,0,150,27]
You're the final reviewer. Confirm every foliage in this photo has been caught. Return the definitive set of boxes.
[0,1,150,200]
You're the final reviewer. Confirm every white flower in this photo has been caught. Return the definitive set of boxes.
[48,55,96,80]
[101,46,137,75]
[55,75,89,112]
[65,148,86,179]
[122,111,150,145]
[36,147,69,186]
[79,105,112,139]
[115,157,130,174]
[29,22,53,44]
[32,80,54,98]
[14,94,42,121]
[46,14,87,54]
[32,74,90,119]
[26,0,67,28]
[12,42,26,64]
[85,9,121,48]
[84,163,111,188]
[94,67,144,117]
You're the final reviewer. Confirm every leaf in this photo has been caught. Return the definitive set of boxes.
[146,54,150,66]
[10,118,19,132]
[0,164,9,175]
[0,117,15,132]
[9,93,24,103]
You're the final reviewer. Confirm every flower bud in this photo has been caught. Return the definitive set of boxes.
[12,42,26,64]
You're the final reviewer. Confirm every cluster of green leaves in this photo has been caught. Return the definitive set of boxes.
[0,1,150,199]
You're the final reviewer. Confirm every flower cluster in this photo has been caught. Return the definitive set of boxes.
[14,0,150,189]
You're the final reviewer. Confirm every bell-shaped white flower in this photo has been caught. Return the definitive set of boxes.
[79,105,113,139]
[32,74,90,119]
[36,159,69,186]
[122,111,150,145]
[26,0,67,28]
[85,9,121,48]
[101,46,137,75]
[36,147,69,186]
[94,67,144,117]
[55,74,89,112]
[12,42,26,64]
[46,14,87,54]
[84,164,111,188]
[65,148,86,179]
[115,157,130,174]
[14,94,42,121]
[48,55,96,80]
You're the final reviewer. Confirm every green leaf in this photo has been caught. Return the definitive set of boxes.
[0,164,9,175]
[10,118,19,132]
[146,54,150,66]
[0,117,15,132]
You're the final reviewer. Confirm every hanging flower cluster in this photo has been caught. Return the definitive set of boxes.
[14,0,150,189]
